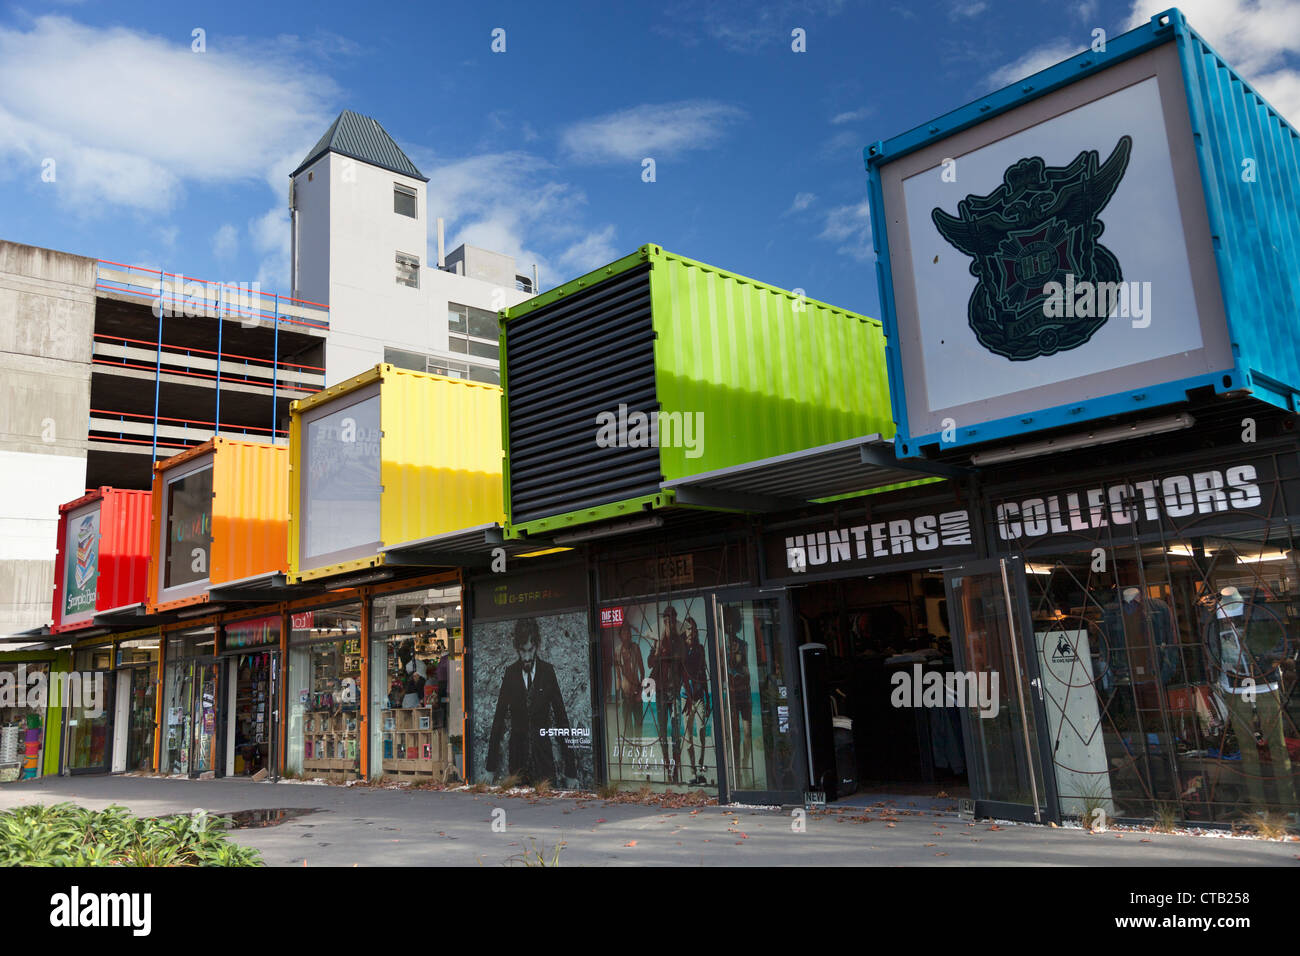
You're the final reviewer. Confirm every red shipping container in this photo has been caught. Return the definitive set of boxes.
[51,487,152,633]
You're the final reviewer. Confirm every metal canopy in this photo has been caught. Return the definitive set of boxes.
[92,602,151,626]
[380,523,529,569]
[206,571,308,603]
[660,434,970,511]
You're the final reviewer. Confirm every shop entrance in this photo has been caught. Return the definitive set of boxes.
[224,652,277,778]
[161,659,223,777]
[712,591,804,805]
[66,670,115,775]
[793,568,973,803]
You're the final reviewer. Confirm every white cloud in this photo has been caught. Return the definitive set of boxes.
[950,2,988,19]
[0,16,338,213]
[1073,0,1101,22]
[830,108,871,125]
[212,223,239,260]
[786,192,817,214]
[986,0,1300,118]
[249,208,289,291]
[561,101,745,165]
[818,199,874,262]
[1124,0,1300,118]
[986,40,1083,90]
[558,226,620,275]
[414,149,619,289]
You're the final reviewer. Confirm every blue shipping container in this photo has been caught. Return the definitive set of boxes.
[866,8,1300,458]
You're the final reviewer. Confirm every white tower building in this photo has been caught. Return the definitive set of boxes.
[289,110,534,386]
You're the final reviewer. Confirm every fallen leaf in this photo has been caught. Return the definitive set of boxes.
[623,840,638,847]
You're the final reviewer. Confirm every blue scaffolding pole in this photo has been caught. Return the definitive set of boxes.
[151,272,165,465]
[215,282,223,440]
[272,295,280,442]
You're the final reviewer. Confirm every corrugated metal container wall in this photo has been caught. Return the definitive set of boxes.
[51,488,151,632]
[650,250,892,483]
[98,489,152,611]
[379,367,505,547]
[210,438,288,584]
[502,245,893,531]
[1181,27,1300,399]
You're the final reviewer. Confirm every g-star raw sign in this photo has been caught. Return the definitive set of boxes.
[932,136,1132,360]
[993,462,1263,541]
[770,508,974,576]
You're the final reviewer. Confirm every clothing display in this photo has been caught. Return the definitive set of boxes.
[1100,592,1177,688]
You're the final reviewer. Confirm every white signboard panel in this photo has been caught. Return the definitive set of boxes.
[877,45,1232,447]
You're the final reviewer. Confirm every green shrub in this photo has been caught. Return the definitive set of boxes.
[0,803,263,867]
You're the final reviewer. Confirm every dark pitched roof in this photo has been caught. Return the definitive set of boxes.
[291,110,428,182]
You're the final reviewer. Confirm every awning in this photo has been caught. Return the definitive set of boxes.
[380,523,533,568]
[660,434,970,511]
[207,571,318,603]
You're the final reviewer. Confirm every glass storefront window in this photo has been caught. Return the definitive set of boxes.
[162,463,213,592]
[73,646,112,671]
[600,596,719,791]
[1022,525,1300,824]
[301,393,382,570]
[287,604,363,779]
[368,586,462,780]
[0,662,49,781]
[117,638,161,667]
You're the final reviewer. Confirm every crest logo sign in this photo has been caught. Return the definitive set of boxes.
[931,136,1132,361]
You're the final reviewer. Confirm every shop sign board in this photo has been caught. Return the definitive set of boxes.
[765,504,977,581]
[983,449,1300,551]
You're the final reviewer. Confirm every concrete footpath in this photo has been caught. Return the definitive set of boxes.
[1,775,1295,866]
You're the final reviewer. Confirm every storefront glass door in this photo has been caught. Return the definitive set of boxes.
[712,591,803,804]
[945,557,1059,824]
[125,666,157,772]
[65,671,114,774]
[191,660,221,776]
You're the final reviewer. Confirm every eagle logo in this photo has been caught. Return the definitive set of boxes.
[931,135,1133,361]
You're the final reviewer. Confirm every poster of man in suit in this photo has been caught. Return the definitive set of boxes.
[471,611,593,789]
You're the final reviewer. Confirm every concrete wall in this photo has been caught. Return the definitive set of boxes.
[444,244,519,289]
[0,241,94,634]
[291,153,330,308]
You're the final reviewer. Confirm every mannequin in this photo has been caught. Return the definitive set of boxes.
[1207,585,1297,810]
[1102,586,1177,693]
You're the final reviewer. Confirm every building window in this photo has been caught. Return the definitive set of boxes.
[396,252,420,288]
[468,365,500,385]
[394,183,417,218]
[429,359,470,379]
[384,347,426,372]
[448,302,500,369]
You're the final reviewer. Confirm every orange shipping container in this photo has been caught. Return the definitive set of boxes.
[146,437,288,612]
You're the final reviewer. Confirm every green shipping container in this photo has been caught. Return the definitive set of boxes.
[501,244,896,538]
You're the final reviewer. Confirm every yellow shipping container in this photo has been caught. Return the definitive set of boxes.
[288,364,504,583]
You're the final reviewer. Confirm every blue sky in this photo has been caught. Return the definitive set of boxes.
[1,0,1296,319]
